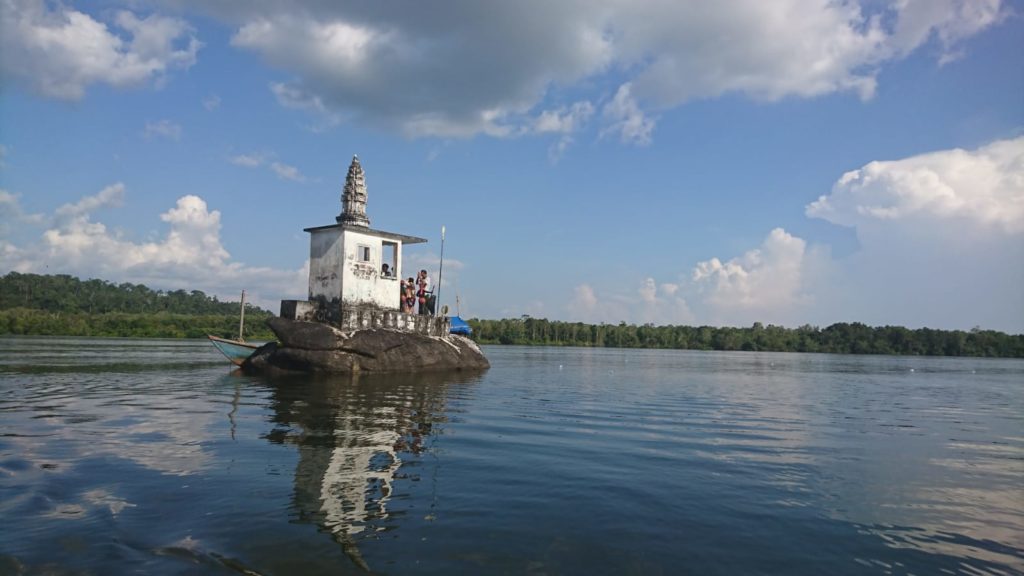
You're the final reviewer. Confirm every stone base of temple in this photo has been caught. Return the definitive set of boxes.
[242,317,488,374]
[281,300,450,337]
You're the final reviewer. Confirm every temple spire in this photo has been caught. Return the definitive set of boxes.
[337,155,371,227]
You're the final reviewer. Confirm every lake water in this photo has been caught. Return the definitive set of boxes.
[1,337,1021,575]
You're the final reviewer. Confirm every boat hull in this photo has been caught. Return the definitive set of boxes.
[208,335,259,366]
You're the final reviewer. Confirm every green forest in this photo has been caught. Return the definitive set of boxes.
[2,272,1021,357]
[0,272,274,339]
[466,318,1024,357]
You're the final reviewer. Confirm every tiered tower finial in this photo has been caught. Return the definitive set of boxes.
[337,155,371,227]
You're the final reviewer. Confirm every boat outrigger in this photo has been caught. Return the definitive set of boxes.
[208,290,259,365]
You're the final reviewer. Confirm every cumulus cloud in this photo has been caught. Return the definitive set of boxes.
[638,278,695,324]
[0,184,307,310]
[0,0,200,100]
[162,0,1005,144]
[559,230,816,326]
[564,230,816,328]
[567,284,601,320]
[4,1,1004,149]
[566,136,1023,331]
[805,136,1024,331]
[202,94,221,110]
[226,3,610,139]
[807,137,1024,235]
[690,228,819,325]
[566,278,695,325]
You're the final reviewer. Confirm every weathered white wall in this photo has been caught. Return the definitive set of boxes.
[309,228,343,301]
[340,229,402,310]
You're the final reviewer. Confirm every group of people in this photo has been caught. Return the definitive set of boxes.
[380,263,434,315]
[398,269,433,315]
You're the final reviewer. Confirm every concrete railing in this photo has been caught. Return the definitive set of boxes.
[281,299,450,337]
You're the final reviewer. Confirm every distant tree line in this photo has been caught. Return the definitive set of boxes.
[467,317,1024,358]
[3,273,1020,356]
[0,272,274,339]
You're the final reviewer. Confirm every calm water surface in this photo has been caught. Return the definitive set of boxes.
[0,337,1021,575]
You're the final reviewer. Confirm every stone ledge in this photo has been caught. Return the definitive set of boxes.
[242,317,489,374]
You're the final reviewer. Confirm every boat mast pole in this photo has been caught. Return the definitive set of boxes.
[436,226,445,316]
[239,290,246,342]
[455,279,462,317]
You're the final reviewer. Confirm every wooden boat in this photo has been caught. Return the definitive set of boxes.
[208,290,258,365]
[208,335,259,366]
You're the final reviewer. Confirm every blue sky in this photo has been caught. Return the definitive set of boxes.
[1,0,1021,331]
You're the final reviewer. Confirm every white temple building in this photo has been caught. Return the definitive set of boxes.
[280,156,449,336]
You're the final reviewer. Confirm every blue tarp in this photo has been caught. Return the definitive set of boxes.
[449,316,472,336]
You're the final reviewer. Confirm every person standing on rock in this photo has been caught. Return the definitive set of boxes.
[403,278,416,314]
[417,270,432,315]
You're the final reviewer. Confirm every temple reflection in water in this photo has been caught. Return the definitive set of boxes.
[262,371,480,571]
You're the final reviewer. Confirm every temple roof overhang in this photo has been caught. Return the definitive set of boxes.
[303,222,428,245]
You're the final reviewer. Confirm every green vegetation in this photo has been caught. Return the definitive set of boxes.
[468,317,1024,358]
[0,272,274,339]
[3,273,1021,356]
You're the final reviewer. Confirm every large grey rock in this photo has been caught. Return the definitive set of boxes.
[242,317,489,374]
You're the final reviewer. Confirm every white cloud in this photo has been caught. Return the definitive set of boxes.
[567,283,600,320]
[270,161,306,182]
[401,251,465,282]
[230,153,265,167]
[533,101,595,161]
[614,1,884,106]
[0,189,45,235]
[804,136,1024,331]
[270,82,344,132]
[226,5,609,139]
[638,277,695,325]
[611,137,1022,330]
[601,83,655,145]
[560,229,820,327]
[534,101,595,135]
[0,184,308,310]
[54,182,124,221]
[889,0,1004,63]
[690,228,817,325]
[175,0,1006,142]
[229,152,308,182]
[143,119,182,141]
[0,0,200,100]
[806,137,1024,235]
[566,278,694,325]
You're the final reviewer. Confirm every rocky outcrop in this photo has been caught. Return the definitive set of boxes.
[242,317,489,374]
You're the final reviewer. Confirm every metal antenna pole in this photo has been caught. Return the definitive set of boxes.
[455,278,462,317]
[436,226,445,316]
[238,289,246,341]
